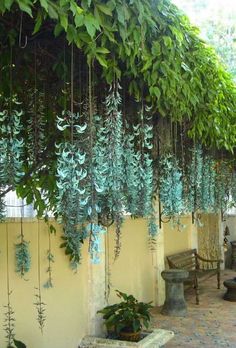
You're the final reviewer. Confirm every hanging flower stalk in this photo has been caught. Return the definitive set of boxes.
[124,130,141,216]
[4,224,16,347]
[231,172,236,206]
[159,154,184,216]
[0,194,6,221]
[200,156,216,212]
[0,96,24,187]
[15,213,31,277]
[81,65,107,263]
[34,287,46,333]
[139,109,157,237]
[104,83,125,259]
[3,291,15,347]
[187,144,204,213]
[56,111,88,269]
[44,224,54,289]
[27,89,46,163]
[214,160,233,212]
[34,221,46,333]
[15,240,31,277]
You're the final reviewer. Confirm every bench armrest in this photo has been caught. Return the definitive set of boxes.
[196,253,223,263]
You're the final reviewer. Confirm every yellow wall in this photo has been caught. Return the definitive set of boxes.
[0,215,197,347]
[0,219,89,348]
[107,218,156,305]
[163,215,193,257]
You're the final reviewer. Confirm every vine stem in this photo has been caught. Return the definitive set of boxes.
[37,219,45,334]
[88,61,95,250]
[70,43,74,144]
[6,223,10,305]
[20,202,24,276]
[105,227,111,302]
[47,224,53,286]
[9,46,13,115]
[37,220,41,297]
[6,222,14,345]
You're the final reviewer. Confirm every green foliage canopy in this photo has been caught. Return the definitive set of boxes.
[0,0,236,151]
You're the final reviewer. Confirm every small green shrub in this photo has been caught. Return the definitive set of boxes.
[97,290,153,335]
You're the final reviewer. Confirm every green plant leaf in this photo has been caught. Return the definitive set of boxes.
[39,0,48,11]
[96,4,112,16]
[33,10,43,34]
[17,0,32,17]
[4,0,14,10]
[13,339,26,348]
[84,14,100,38]
[95,54,108,68]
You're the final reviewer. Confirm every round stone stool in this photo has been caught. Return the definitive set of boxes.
[223,278,236,301]
[161,269,189,316]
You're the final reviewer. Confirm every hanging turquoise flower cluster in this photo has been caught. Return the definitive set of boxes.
[186,145,217,213]
[186,145,204,213]
[231,172,236,205]
[102,85,125,257]
[27,89,46,163]
[0,95,24,220]
[200,156,216,212]
[214,161,234,212]
[158,145,236,217]
[159,154,184,216]
[0,96,24,186]
[56,86,157,265]
[124,108,157,237]
[15,239,31,277]
[56,111,88,269]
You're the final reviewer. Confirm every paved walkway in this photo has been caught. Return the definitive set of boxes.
[152,270,236,347]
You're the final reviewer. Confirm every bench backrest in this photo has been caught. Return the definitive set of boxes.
[166,249,199,271]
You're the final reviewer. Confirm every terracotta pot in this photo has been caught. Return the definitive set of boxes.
[119,330,141,342]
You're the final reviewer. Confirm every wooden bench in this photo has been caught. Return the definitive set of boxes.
[166,249,222,305]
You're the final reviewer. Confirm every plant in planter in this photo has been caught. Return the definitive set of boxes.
[97,290,153,342]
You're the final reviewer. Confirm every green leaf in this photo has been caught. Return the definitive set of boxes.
[48,3,58,19]
[74,14,84,28]
[95,54,108,68]
[150,86,161,98]
[13,339,26,348]
[54,23,63,37]
[116,4,125,25]
[96,47,110,54]
[70,2,83,16]
[4,0,14,10]
[96,4,112,16]
[84,14,100,38]
[17,0,32,17]
[66,25,77,43]
[39,0,48,11]
[60,13,68,30]
[163,36,172,48]
[33,11,43,34]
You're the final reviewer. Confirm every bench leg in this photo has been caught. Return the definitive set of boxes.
[194,277,199,305]
[217,267,220,289]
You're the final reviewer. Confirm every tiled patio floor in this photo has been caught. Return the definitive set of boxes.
[152,270,236,348]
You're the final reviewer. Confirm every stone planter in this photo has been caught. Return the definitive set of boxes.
[79,329,174,347]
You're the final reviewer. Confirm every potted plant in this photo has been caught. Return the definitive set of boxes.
[97,290,153,342]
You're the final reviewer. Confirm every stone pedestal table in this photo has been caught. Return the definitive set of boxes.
[161,269,189,316]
